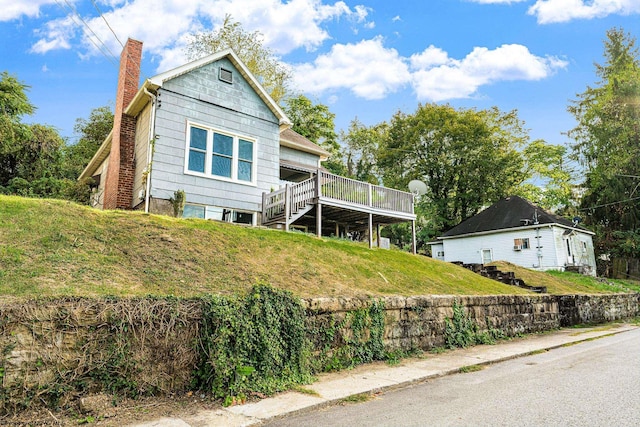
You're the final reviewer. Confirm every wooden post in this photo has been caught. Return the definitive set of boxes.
[368,213,373,249]
[335,222,339,237]
[376,223,381,248]
[284,184,290,231]
[261,191,267,225]
[316,172,322,238]
[411,220,417,255]
[316,203,322,238]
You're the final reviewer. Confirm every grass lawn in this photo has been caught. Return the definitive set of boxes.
[1,195,637,299]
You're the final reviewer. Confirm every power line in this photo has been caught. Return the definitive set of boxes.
[54,0,146,89]
[53,0,118,66]
[579,196,640,211]
[89,0,125,49]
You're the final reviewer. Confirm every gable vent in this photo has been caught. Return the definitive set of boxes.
[219,68,233,84]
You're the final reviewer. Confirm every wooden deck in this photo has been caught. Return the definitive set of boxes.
[262,171,417,250]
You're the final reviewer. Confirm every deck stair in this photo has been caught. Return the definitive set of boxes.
[262,176,317,229]
[452,262,547,293]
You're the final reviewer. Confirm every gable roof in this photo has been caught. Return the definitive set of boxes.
[280,128,330,159]
[126,48,291,127]
[80,48,296,181]
[440,195,593,238]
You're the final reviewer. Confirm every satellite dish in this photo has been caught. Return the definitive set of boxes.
[408,180,427,196]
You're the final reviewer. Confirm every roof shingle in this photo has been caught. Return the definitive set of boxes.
[441,196,580,237]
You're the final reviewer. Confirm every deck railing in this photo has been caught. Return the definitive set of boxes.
[263,170,414,224]
[263,187,286,222]
[319,171,414,214]
[290,176,316,214]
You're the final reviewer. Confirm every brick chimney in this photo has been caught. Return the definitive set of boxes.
[103,38,143,210]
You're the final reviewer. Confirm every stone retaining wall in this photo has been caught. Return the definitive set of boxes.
[304,294,639,350]
[1,293,638,412]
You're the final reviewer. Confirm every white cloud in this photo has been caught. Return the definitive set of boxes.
[0,0,66,22]
[27,0,370,71]
[528,0,640,23]
[410,45,450,69]
[468,0,527,3]
[411,44,568,101]
[291,36,411,100]
[30,16,75,54]
[294,40,567,102]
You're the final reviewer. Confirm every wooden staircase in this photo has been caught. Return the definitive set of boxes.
[262,176,317,229]
[452,262,547,293]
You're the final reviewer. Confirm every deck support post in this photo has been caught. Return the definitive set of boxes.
[316,172,322,238]
[411,220,417,255]
[335,222,339,238]
[284,184,290,231]
[368,213,373,249]
[376,223,381,248]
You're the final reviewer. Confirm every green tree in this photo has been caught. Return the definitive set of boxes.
[19,124,66,181]
[0,71,35,187]
[516,140,575,211]
[380,104,527,238]
[63,105,114,180]
[342,118,387,183]
[283,94,345,175]
[186,15,291,103]
[568,28,640,258]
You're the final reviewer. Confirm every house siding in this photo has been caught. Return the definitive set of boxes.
[132,102,152,208]
[91,157,110,210]
[280,146,320,168]
[440,226,596,274]
[148,58,281,214]
[442,227,558,268]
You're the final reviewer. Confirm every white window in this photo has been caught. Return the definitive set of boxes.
[514,238,530,250]
[185,122,256,185]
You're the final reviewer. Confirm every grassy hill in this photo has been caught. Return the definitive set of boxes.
[1,195,638,298]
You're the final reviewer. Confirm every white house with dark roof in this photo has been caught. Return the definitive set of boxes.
[80,39,416,249]
[429,196,597,275]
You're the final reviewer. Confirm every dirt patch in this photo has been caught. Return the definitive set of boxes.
[1,394,221,426]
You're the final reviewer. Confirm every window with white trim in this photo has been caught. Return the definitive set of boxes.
[183,203,255,225]
[185,123,256,184]
[514,238,530,249]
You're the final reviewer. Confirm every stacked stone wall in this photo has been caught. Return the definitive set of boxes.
[1,293,638,413]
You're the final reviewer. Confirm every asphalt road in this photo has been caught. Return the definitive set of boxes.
[265,328,640,427]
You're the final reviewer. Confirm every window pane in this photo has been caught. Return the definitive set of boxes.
[213,133,233,156]
[233,211,253,224]
[188,150,205,172]
[212,154,232,177]
[239,139,253,161]
[190,127,207,150]
[238,160,252,181]
[183,204,205,218]
[205,206,224,221]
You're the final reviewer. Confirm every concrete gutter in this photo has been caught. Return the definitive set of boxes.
[129,323,638,427]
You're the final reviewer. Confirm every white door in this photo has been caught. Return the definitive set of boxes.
[482,249,493,264]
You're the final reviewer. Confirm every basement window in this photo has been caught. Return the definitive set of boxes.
[219,68,233,84]
[183,204,255,225]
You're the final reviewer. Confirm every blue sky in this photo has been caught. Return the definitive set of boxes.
[1,0,639,149]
